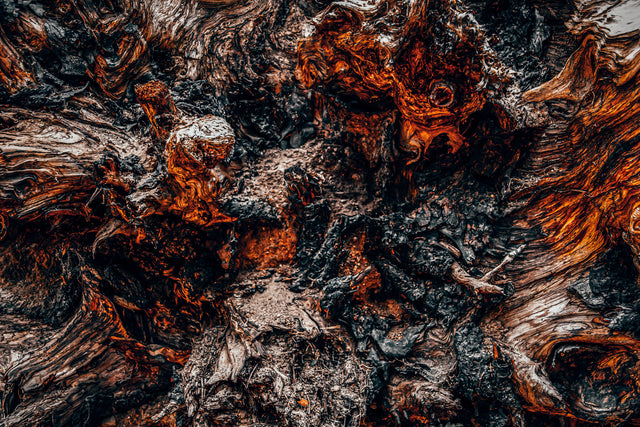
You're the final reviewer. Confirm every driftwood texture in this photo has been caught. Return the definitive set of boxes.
[1,0,640,425]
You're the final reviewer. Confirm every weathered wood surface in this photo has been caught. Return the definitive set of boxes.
[1,0,640,425]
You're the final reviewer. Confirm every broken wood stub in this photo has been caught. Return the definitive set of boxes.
[135,81,180,141]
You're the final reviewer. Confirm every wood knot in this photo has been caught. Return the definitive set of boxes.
[429,80,455,108]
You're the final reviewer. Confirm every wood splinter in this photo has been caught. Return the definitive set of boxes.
[450,244,525,295]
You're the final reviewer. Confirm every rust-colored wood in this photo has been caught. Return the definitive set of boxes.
[1,0,640,426]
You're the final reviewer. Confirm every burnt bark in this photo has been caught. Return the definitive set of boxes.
[1,0,640,426]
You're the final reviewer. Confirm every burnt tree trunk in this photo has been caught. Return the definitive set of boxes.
[1,0,640,425]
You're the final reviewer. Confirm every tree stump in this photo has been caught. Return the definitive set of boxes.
[1,0,640,425]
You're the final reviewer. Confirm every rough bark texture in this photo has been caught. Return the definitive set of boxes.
[1,0,640,425]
